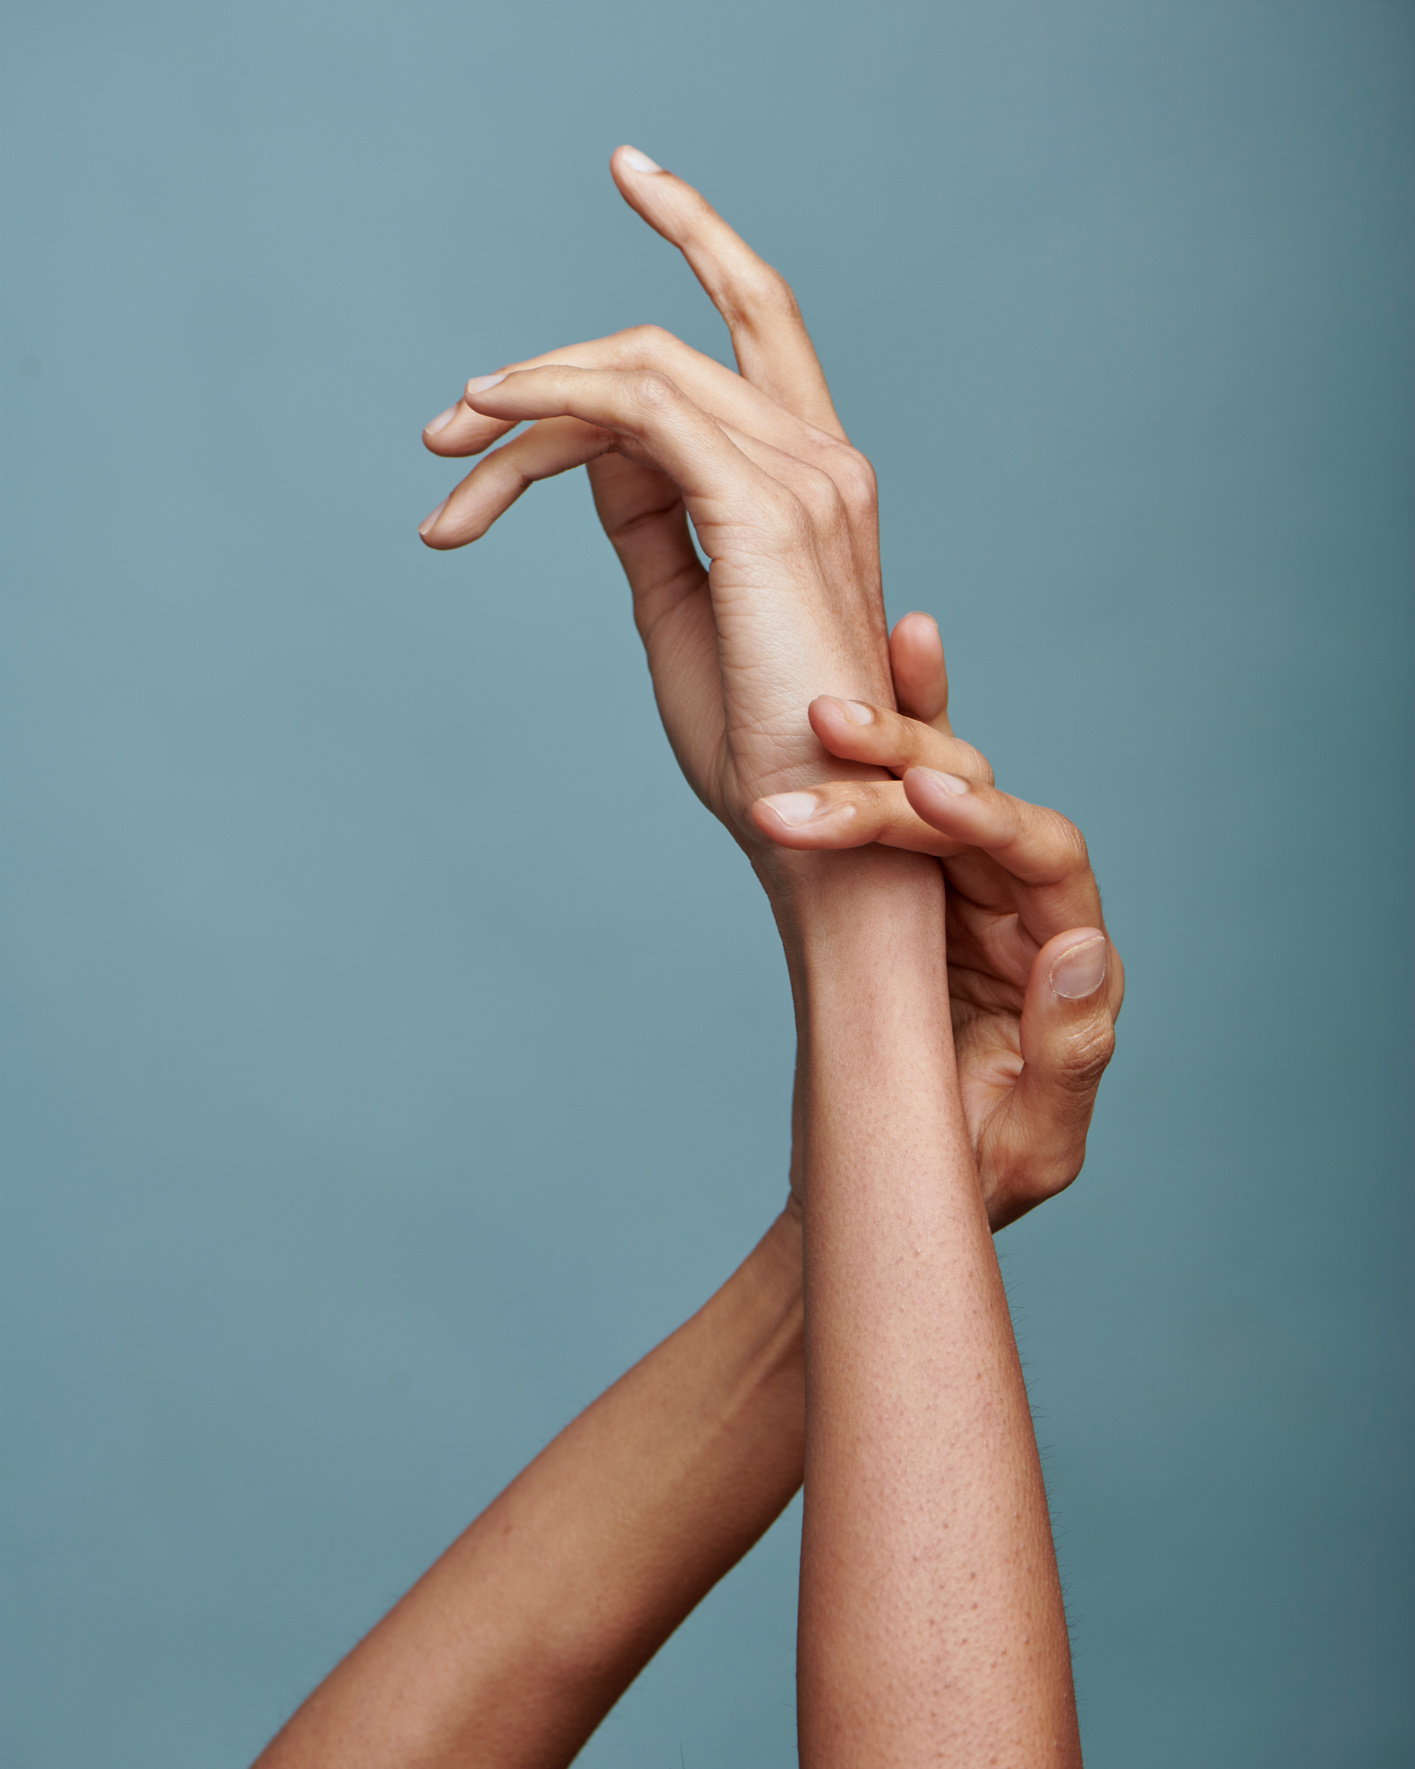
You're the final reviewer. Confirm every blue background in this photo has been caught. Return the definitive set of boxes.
[3,4,1411,1764]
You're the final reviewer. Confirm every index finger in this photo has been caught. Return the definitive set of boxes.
[611,145,846,440]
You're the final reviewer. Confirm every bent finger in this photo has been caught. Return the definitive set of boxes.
[423,324,828,466]
[807,695,993,784]
[425,365,787,553]
[419,415,615,549]
[902,766,1106,946]
[611,145,845,438]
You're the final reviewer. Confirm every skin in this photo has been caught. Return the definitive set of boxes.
[256,148,1118,1766]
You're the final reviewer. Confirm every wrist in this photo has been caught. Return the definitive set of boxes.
[757,844,949,993]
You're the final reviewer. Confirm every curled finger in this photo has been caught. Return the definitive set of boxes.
[901,766,1108,949]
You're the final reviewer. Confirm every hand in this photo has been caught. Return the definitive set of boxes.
[418,147,892,880]
[755,612,1124,1229]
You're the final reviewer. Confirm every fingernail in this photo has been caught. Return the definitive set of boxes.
[763,792,823,827]
[1050,936,1107,1000]
[619,145,663,174]
[465,372,508,396]
[841,700,875,726]
[424,405,459,436]
[916,768,969,796]
[418,499,447,538]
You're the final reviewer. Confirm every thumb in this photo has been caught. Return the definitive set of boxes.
[998,930,1117,1214]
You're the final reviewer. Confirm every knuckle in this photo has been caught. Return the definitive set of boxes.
[722,261,800,326]
[796,464,845,526]
[620,323,673,362]
[951,738,995,786]
[1054,1019,1116,1094]
[628,369,678,410]
[765,487,811,547]
[1030,806,1090,877]
[825,444,879,521]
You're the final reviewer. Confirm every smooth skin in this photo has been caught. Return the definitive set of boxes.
[257,147,1115,1766]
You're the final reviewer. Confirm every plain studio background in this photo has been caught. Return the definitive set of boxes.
[2,3,1411,1765]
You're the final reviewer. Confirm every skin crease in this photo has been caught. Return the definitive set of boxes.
[255,149,1119,1767]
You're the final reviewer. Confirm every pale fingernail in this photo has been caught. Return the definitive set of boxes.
[465,372,508,396]
[763,792,823,826]
[1050,936,1107,1000]
[418,499,447,538]
[917,767,969,796]
[618,145,663,174]
[841,700,875,726]
[424,405,459,436]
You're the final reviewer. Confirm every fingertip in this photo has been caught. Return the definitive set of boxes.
[808,694,872,747]
[890,612,949,724]
[463,372,509,404]
[902,765,970,825]
[614,144,664,176]
[1044,930,1108,1002]
[423,405,459,440]
[751,791,860,848]
[891,609,942,650]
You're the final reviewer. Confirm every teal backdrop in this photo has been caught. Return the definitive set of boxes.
[3,4,1411,1765]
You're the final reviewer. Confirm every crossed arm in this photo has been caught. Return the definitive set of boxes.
[256,148,1121,1768]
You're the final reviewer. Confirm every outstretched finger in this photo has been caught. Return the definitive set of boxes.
[610,145,845,439]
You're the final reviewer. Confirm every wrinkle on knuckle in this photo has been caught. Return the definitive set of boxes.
[1053,1021,1116,1094]
[722,262,800,328]
[1038,807,1090,875]
[628,369,678,412]
[951,738,993,783]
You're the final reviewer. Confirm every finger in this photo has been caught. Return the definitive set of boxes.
[420,365,784,552]
[984,929,1118,1224]
[901,766,1106,947]
[418,414,616,549]
[807,695,993,784]
[423,326,825,464]
[587,455,726,784]
[889,612,952,732]
[610,145,846,438]
[750,780,967,856]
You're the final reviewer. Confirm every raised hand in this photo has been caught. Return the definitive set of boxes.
[755,612,1124,1228]
[419,146,890,860]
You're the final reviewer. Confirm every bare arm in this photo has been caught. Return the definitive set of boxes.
[782,851,1080,1764]
[258,149,1099,1765]
[255,1208,805,1768]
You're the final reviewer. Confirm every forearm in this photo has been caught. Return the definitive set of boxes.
[255,1209,805,1769]
[778,848,1080,1767]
